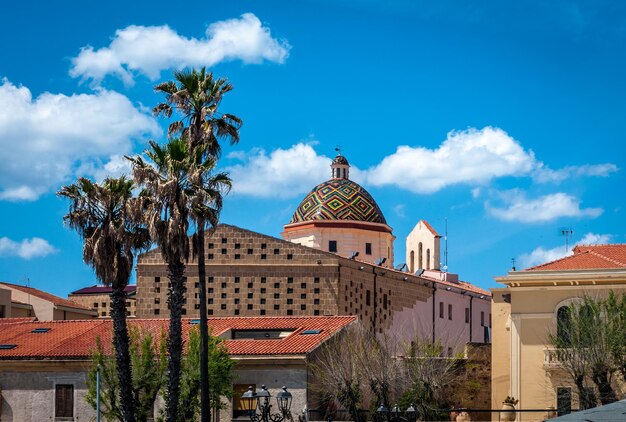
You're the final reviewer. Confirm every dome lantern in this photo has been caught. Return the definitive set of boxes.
[331,152,350,180]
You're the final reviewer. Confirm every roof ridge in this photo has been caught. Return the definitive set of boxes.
[587,250,626,267]
[523,250,583,271]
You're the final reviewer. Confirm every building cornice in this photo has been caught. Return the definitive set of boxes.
[495,268,626,287]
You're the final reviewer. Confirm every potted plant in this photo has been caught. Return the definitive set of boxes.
[500,396,518,421]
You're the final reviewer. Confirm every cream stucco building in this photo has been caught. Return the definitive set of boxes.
[491,244,626,419]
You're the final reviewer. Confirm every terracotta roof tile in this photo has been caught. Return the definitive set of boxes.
[524,244,626,271]
[0,282,94,312]
[0,316,356,360]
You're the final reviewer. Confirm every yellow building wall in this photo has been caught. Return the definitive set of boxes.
[492,275,626,418]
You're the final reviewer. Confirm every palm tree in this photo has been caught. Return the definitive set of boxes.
[153,67,241,422]
[127,139,231,422]
[58,176,149,422]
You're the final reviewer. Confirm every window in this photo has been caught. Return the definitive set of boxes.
[314,288,320,294]
[439,302,444,318]
[557,387,572,416]
[247,248,253,254]
[365,243,372,255]
[366,290,371,306]
[480,311,485,327]
[287,254,293,260]
[409,250,414,272]
[235,277,240,283]
[221,237,227,244]
[274,248,280,255]
[465,308,470,324]
[301,283,307,289]
[314,299,320,305]
[448,304,453,320]
[93,302,98,308]
[261,254,267,260]
[329,240,337,252]
[235,243,240,249]
[314,277,320,283]
[418,243,423,269]
[55,384,74,418]
[383,294,388,310]
[233,384,254,418]
[154,309,160,315]
[426,249,431,270]
[155,276,160,283]
[288,277,294,284]
[557,307,571,346]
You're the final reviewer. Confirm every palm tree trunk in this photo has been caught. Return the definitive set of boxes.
[166,260,186,422]
[110,287,136,422]
[197,221,211,422]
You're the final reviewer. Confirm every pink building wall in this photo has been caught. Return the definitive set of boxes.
[388,270,491,353]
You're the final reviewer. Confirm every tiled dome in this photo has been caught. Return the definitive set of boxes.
[290,178,387,225]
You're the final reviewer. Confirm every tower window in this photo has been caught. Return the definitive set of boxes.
[365,243,372,255]
[329,240,337,253]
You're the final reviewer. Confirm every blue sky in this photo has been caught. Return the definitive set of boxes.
[1,0,625,297]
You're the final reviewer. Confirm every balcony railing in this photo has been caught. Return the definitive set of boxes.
[544,347,578,369]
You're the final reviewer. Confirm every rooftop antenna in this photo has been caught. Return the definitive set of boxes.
[443,217,448,273]
[560,227,574,253]
[511,258,516,272]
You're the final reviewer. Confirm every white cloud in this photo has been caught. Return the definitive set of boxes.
[519,232,612,268]
[70,13,290,85]
[363,126,616,193]
[0,79,159,201]
[226,143,333,198]
[534,163,619,183]
[0,237,58,259]
[486,190,603,223]
[365,127,536,193]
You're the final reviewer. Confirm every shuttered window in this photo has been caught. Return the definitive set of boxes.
[55,384,74,418]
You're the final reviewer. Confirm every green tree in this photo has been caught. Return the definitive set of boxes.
[153,67,241,422]
[127,139,230,422]
[59,177,150,422]
[548,295,626,408]
[86,327,167,421]
[163,327,235,422]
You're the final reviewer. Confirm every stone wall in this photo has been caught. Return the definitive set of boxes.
[444,343,492,421]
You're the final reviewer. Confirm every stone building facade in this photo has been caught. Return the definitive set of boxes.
[136,224,431,334]
[68,285,137,318]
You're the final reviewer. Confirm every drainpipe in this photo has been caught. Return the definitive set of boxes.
[469,295,473,343]
[432,282,436,344]
[373,267,378,333]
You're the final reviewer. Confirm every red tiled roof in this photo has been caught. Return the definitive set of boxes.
[524,244,626,271]
[0,282,93,312]
[0,316,356,360]
[420,273,491,296]
[70,285,136,295]
[0,317,37,324]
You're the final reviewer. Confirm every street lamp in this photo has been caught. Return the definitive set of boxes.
[241,385,293,422]
[376,403,417,422]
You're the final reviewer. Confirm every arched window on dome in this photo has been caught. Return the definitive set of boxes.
[426,249,431,270]
[410,250,415,273]
[418,243,423,269]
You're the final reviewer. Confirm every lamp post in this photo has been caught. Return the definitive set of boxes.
[376,403,417,422]
[241,385,293,422]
